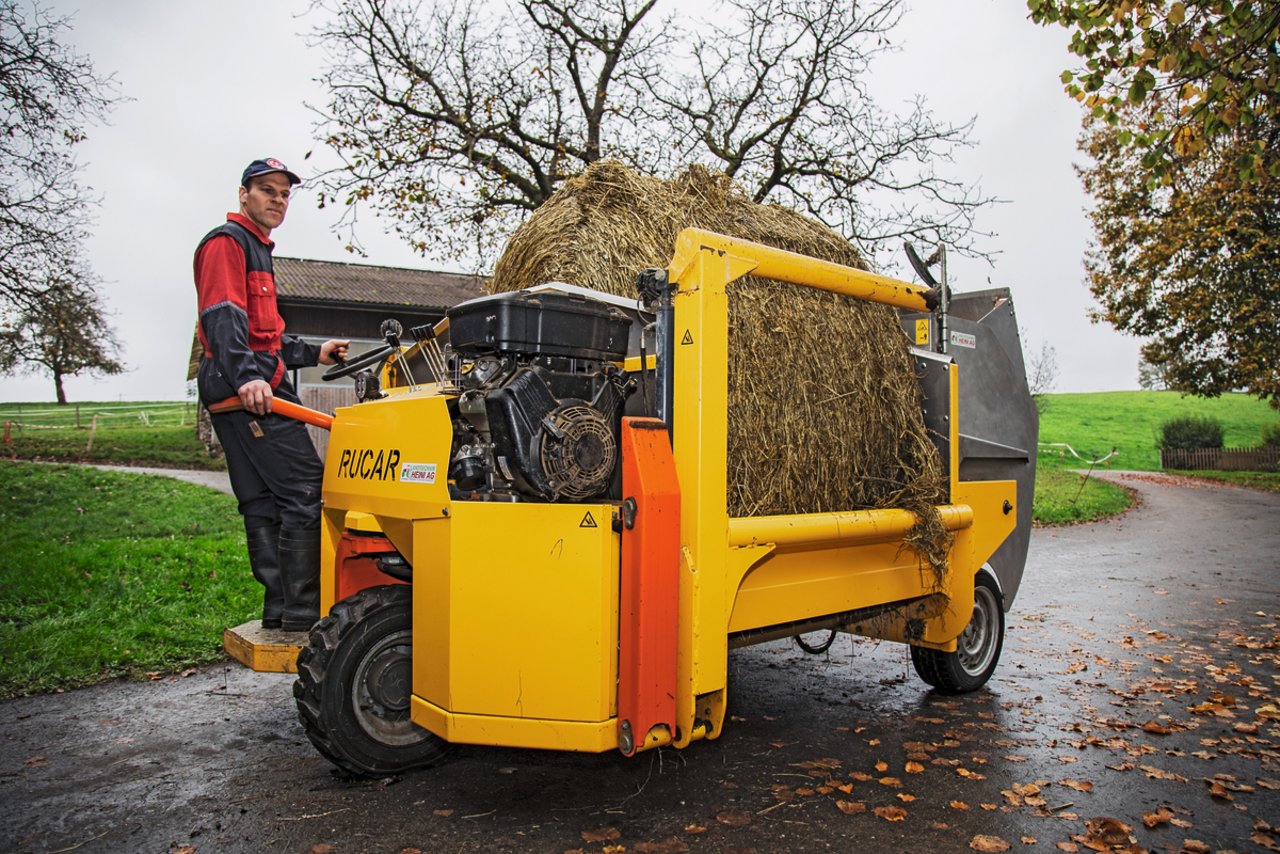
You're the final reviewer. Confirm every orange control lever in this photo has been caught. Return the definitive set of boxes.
[208,396,334,431]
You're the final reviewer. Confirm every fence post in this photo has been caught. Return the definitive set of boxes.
[85,415,98,454]
[76,404,81,429]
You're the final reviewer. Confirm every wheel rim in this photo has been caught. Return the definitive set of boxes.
[350,627,426,747]
[956,584,1000,677]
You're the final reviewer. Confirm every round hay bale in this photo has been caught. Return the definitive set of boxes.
[491,161,947,567]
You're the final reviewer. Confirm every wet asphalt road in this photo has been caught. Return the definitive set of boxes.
[1,471,1277,854]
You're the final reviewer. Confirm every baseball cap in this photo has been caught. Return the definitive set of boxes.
[241,157,301,187]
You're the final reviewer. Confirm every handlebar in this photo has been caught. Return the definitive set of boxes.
[208,396,334,431]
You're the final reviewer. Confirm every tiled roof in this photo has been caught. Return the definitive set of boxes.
[273,257,488,310]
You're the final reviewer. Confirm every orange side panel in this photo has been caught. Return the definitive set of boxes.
[334,531,406,604]
[617,417,681,755]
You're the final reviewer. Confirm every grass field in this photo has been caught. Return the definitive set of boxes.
[1035,390,1279,472]
[0,400,223,470]
[0,462,255,698]
[1033,391,1280,512]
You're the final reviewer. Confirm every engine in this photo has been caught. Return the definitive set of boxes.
[444,289,636,502]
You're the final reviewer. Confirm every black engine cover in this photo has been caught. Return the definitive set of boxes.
[482,365,625,502]
[448,291,631,362]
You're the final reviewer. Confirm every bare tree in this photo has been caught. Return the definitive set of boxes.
[309,0,989,266]
[0,0,118,314]
[1137,357,1169,392]
[1025,337,1058,413]
[0,271,124,404]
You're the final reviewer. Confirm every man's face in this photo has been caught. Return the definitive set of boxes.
[238,172,293,235]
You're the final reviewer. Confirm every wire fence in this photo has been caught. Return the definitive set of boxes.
[0,403,197,431]
[1037,442,1119,466]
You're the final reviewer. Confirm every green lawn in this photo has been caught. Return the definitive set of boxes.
[0,400,223,469]
[1036,390,1279,471]
[1030,390,1280,521]
[0,461,255,698]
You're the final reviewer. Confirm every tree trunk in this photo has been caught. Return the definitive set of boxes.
[54,371,67,405]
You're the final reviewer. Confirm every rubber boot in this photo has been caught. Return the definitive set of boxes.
[279,526,321,632]
[245,524,283,629]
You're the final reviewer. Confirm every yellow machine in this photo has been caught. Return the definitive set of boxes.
[282,229,1037,777]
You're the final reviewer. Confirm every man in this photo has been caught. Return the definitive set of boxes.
[194,158,349,632]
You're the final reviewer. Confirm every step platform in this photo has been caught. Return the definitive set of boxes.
[223,620,307,673]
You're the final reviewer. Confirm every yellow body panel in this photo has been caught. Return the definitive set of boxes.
[412,695,616,752]
[408,502,621,749]
[318,391,453,611]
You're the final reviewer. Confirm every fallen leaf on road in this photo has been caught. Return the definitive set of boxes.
[1054,843,1078,853]
[1251,832,1280,852]
[1181,841,1211,854]
[1059,779,1094,793]
[716,811,751,827]
[970,835,1010,852]
[1142,807,1173,828]
[633,838,689,853]
[683,825,706,834]
[1206,780,1233,801]
[835,800,866,815]
[905,761,925,774]
[878,777,902,788]
[432,809,454,817]
[794,757,842,770]
[1258,779,1280,791]
[950,800,969,810]
[582,827,621,842]
[1083,817,1133,847]
[873,805,907,822]
[1020,838,1036,846]
[1139,765,1188,782]
[875,760,889,772]
[897,793,916,803]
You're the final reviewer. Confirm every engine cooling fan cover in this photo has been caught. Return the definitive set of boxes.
[538,403,616,501]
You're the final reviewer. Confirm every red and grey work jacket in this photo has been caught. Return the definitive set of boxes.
[193,212,318,403]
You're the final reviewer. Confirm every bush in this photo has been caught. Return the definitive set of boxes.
[1159,416,1225,450]
[1263,422,1280,448]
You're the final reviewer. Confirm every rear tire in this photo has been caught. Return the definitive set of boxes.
[911,570,1004,694]
[293,585,448,777]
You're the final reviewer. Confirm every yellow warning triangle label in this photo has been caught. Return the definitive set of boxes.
[681,330,694,345]
[580,512,597,528]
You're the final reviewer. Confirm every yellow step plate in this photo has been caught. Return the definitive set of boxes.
[223,620,306,673]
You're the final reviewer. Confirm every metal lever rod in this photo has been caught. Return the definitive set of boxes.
[207,396,334,431]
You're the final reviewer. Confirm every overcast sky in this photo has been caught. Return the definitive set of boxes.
[0,0,1144,404]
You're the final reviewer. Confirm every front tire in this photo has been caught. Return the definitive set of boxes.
[293,585,448,777]
[911,570,1005,694]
